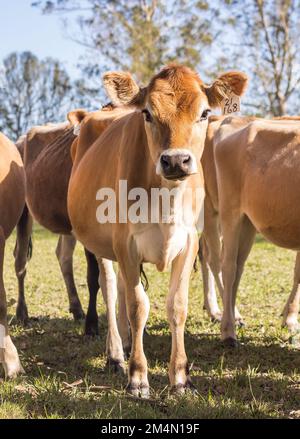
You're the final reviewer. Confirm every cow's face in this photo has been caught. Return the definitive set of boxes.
[142,68,210,181]
[103,65,248,182]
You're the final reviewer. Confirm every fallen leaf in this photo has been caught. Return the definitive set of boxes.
[62,379,83,389]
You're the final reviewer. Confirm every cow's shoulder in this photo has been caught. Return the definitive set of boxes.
[247,119,300,148]
[28,121,69,136]
[26,122,70,153]
[214,116,255,154]
[15,134,27,159]
[215,117,300,172]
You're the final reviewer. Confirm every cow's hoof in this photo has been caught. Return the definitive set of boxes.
[70,306,85,321]
[16,305,29,326]
[127,383,150,399]
[222,337,240,348]
[289,334,300,347]
[1,342,25,380]
[172,380,198,395]
[84,317,99,336]
[283,317,300,334]
[5,363,25,380]
[107,358,126,375]
[210,312,222,323]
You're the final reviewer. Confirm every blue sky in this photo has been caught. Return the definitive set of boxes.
[0,0,84,77]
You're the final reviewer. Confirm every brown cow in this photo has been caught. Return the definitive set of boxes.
[0,132,26,378]
[214,116,300,345]
[200,115,300,332]
[15,107,134,336]
[15,123,86,321]
[68,65,247,395]
[14,120,103,332]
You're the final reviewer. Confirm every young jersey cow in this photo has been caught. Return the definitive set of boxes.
[214,117,300,345]
[0,132,26,378]
[15,123,88,324]
[200,115,300,332]
[68,65,247,396]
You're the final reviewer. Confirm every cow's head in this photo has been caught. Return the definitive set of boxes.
[103,65,247,181]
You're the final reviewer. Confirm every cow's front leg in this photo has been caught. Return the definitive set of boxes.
[167,231,199,393]
[221,215,255,345]
[118,256,150,398]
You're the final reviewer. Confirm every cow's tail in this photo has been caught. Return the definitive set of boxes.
[27,236,33,261]
[140,264,149,291]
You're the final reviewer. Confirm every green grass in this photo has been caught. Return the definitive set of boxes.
[1,226,300,419]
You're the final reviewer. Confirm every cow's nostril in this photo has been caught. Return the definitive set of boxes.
[161,155,170,167]
[183,156,191,164]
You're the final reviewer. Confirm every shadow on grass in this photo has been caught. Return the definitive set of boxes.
[2,313,300,418]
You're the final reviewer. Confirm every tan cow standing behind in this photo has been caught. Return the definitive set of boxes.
[14,115,116,335]
[0,132,26,378]
[200,115,300,332]
[213,116,300,345]
[68,65,247,396]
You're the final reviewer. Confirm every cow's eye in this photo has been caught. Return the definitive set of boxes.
[142,109,153,123]
[196,109,211,123]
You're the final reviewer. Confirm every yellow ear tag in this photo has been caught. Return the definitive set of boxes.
[221,92,241,115]
[73,124,81,136]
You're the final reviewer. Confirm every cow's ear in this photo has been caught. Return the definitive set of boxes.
[205,71,248,108]
[103,71,146,107]
[67,109,88,127]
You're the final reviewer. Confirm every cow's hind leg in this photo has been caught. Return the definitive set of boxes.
[282,252,300,332]
[199,236,222,322]
[84,249,100,336]
[221,215,255,345]
[56,235,85,320]
[14,205,33,324]
[0,227,24,378]
[201,198,243,324]
[97,258,125,374]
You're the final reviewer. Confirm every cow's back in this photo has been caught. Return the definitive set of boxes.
[215,118,300,250]
[25,123,75,234]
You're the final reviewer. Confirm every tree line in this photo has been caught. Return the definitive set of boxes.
[1,0,300,140]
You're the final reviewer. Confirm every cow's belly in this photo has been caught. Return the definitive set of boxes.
[133,224,189,271]
[25,149,73,234]
[260,225,300,250]
[248,210,300,250]
[244,181,300,250]
[71,215,116,261]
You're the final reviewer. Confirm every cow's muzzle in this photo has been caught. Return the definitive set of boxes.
[159,150,197,180]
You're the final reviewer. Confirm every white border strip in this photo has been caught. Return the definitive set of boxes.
[0,324,5,348]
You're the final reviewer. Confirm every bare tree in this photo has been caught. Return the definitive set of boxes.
[0,51,73,140]
[33,0,223,85]
[226,0,300,116]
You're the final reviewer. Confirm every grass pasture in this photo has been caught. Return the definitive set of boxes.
[0,226,300,419]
